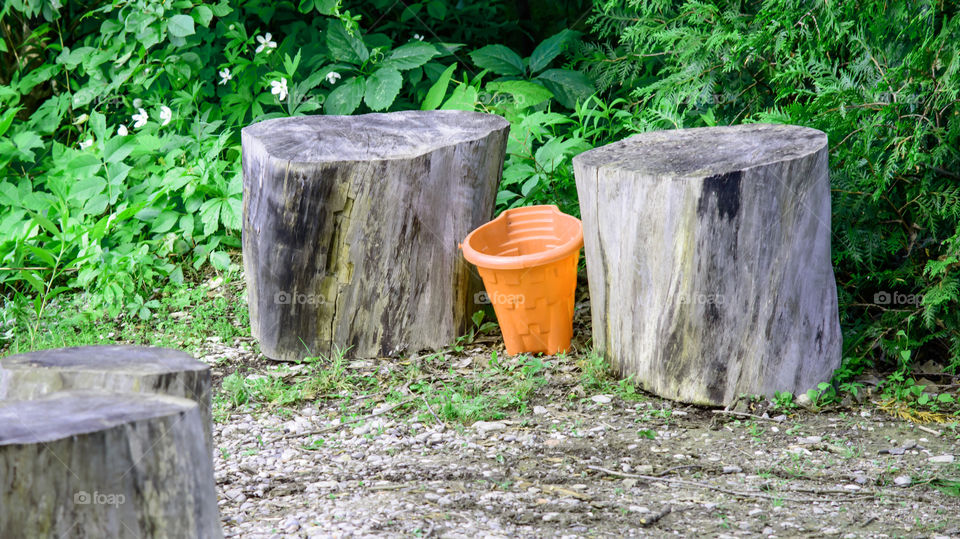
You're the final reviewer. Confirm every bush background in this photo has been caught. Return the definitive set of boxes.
[1,0,958,393]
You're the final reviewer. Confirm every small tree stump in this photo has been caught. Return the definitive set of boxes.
[573,124,842,405]
[0,391,221,538]
[242,111,510,361]
[0,345,214,454]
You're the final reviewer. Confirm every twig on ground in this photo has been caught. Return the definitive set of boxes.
[639,506,671,527]
[421,396,444,426]
[586,465,874,504]
[654,465,701,477]
[917,425,941,436]
[275,397,417,442]
[711,410,785,423]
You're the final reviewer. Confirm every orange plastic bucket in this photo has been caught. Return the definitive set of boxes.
[460,205,583,355]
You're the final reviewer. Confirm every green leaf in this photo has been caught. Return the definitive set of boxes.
[167,14,196,37]
[0,106,21,138]
[440,84,477,110]
[210,2,232,17]
[364,68,403,111]
[20,271,47,295]
[487,80,553,108]
[199,199,221,236]
[383,42,438,70]
[192,5,213,27]
[326,20,369,65]
[153,211,179,233]
[314,0,339,15]
[298,0,315,12]
[421,63,456,110]
[71,176,107,200]
[325,77,365,115]
[469,45,524,76]
[528,30,575,73]
[12,131,43,162]
[25,245,56,267]
[427,1,446,19]
[104,136,136,164]
[210,251,231,270]
[536,69,594,109]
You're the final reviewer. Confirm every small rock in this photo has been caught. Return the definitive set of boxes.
[622,478,638,489]
[437,495,454,506]
[591,395,612,404]
[473,421,506,434]
[795,393,813,408]
[763,527,775,535]
[798,436,822,444]
[224,488,246,503]
[722,465,742,474]
[533,406,548,415]
[894,475,912,487]
[748,508,763,516]
[635,464,654,475]
[282,518,300,533]
[929,455,955,463]
[628,506,649,513]
[542,512,561,522]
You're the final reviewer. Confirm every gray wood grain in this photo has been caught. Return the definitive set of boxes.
[0,345,213,453]
[242,111,509,361]
[0,391,221,538]
[573,124,842,405]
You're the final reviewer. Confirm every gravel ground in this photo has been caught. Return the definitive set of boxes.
[208,357,959,538]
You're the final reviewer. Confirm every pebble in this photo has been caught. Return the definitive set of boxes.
[591,395,612,404]
[722,465,742,474]
[894,475,912,487]
[473,421,507,434]
[929,455,955,463]
[533,406,548,415]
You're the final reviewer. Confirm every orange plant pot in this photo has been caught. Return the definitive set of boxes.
[461,205,583,355]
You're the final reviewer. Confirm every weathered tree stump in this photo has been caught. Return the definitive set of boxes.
[0,345,214,454]
[242,111,510,361]
[0,390,221,538]
[573,124,842,405]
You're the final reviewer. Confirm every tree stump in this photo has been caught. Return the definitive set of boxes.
[242,111,510,361]
[573,124,842,405]
[0,390,221,538]
[0,345,214,454]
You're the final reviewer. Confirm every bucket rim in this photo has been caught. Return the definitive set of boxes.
[460,205,583,270]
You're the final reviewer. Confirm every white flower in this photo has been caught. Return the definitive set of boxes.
[117,125,128,136]
[159,105,172,126]
[133,98,142,108]
[219,68,233,85]
[413,33,424,41]
[256,32,277,54]
[325,71,341,84]
[79,138,93,150]
[270,78,288,101]
[132,108,149,129]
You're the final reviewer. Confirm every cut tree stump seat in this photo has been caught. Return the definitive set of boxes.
[0,346,221,537]
[242,110,510,361]
[573,124,842,406]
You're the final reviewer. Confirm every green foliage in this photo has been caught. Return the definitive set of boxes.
[0,0,463,323]
[579,0,960,373]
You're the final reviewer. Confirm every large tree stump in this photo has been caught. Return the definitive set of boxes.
[0,345,214,454]
[573,124,842,405]
[0,390,221,538]
[242,111,510,361]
